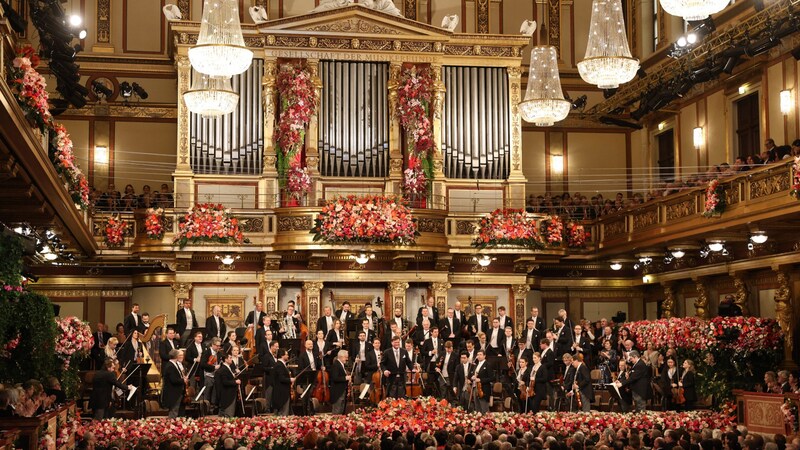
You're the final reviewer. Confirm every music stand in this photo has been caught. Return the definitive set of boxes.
[346,319,361,342]
[128,363,150,418]
[282,338,302,358]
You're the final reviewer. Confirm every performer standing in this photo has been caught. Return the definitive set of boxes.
[272,349,294,416]
[381,336,411,398]
[453,351,473,410]
[440,308,461,346]
[245,300,265,328]
[317,306,335,337]
[214,352,240,418]
[572,355,593,412]
[330,350,351,414]
[90,359,133,419]
[514,356,532,413]
[205,305,227,342]
[159,327,181,373]
[679,359,697,411]
[471,350,492,413]
[162,349,188,419]
[261,340,279,412]
[529,352,548,413]
[176,299,198,346]
[435,341,457,399]
[118,329,143,367]
[298,339,321,415]
[324,319,345,366]
[123,304,144,335]
[200,337,221,405]
[615,350,649,412]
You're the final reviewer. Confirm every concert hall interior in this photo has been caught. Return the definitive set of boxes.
[2,0,800,448]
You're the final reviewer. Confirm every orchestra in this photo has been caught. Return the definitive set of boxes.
[88,296,696,420]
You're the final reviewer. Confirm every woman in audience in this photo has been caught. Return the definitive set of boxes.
[121,184,138,211]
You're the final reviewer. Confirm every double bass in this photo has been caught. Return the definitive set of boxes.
[313,368,330,404]
[370,368,383,404]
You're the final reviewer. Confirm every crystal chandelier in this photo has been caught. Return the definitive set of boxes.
[659,0,729,21]
[577,0,639,89]
[519,46,570,127]
[183,73,239,118]
[188,0,253,78]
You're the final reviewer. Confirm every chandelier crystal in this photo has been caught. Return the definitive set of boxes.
[519,46,570,127]
[183,73,239,118]
[659,0,729,21]
[577,0,639,89]
[188,0,253,78]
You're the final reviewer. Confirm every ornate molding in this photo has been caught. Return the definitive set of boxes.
[177,0,190,19]
[774,271,793,362]
[417,218,445,234]
[171,282,192,299]
[176,56,191,167]
[277,215,313,232]
[303,281,324,294]
[96,0,111,44]
[260,281,282,293]
[632,207,659,231]
[733,275,751,316]
[388,281,409,293]
[476,0,489,34]
[548,0,561,56]
[304,18,402,35]
[61,104,178,120]
[750,172,791,199]
[456,220,477,235]
[512,284,531,298]
[603,218,626,239]
[665,199,696,221]
[693,279,709,320]
[35,289,132,298]
[240,217,265,233]
[661,284,674,318]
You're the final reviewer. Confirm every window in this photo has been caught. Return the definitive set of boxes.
[656,129,675,183]
[735,93,760,157]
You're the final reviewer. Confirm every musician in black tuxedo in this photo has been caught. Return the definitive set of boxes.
[245,301,266,327]
[553,317,572,360]
[520,319,541,351]
[356,304,379,330]
[162,349,188,418]
[512,340,532,372]
[204,305,227,342]
[472,349,493,413]
[513,356,532,413]
[435,341,458,399]
[413,320,433,349]
[175,299,198,345]
[417,296,440,326]
[615,359,633,412]
[383,322,403,351]
[558,309,574,338]
[570,324,592,364]
[272,349,294,416]
[298,339,322,415]
[463,340,477,365]
[500,326,516,358]
[496,306,513,332]
[261,340,279,412]
[214,351,240,418]
[572,356,593,411]
[254,315,279,356]
[123,304,144,335]
[363,338,382,377]
[421,327,444,372]
[527,307,546,333]
[386,308,409,340]
[466,305,489,342]
[439,308,461,343]
[350,330,370,378]
[615,350,650,412]
[317,306,336,338]
[561,353,578,411]
[357,319,376,345]
[90,359,132,419]
[324,319,346,367]
[381,336,412,398]
[330,350,351,414]
[453,351,473,409]
[184,331,205,386]
[159,327,181,373]
[334,302,355,325]
[485,319,504,357]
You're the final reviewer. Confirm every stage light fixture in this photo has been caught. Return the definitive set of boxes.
[69,14,82,27]
[131,83,149,100]
[571,95,587,110]
[671,250,685,258]
[44,252,58,261]
[599,116,643,130]
[119,82,133,98]
[708,242,724,252]
[750,233,768,244]
[92,80,113,98]
[610,262,623,271]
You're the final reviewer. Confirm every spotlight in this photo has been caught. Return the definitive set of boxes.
[215,254,240,265]
[78,28,87,39]
[700,248,709,258]
[633,263,640,270]
[638,256,652,265]
[571,95,587,110]
[677,36,688,47]
[750,233,768,244]
[69,14,82,27]
[609,262,623,271]
[721,248,729,256]
[686,33,698,45]
[131,83,149,100]
[92,80,113,98]
[745,35,780,57]
[119,82,133,98]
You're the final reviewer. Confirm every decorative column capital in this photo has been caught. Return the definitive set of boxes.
[303,281,324,294]
[388,281,409,294]
[512,284,531,298]
[171,282,192,298]
[430,282,451,293]
[260,280,282,292]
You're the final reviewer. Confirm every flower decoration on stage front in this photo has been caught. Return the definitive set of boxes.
[173,203,247,249]
[396,65,435,199]
[144,208,165,240]
[275,64,318,181]
[473,208,544,250]
[702,178,726,217]
[791,155,800,200]
[545,216,563,246]
[567,222,588,248]
[54,316,93,369]
[311,195,418,245]
[287,166,312,200]
[103,215,129,248]
[8,45,52,133]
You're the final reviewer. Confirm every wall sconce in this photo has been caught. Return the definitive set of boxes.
[551,154,564,174]
[780,90,793,115]
[738,85,748,95]
[658,122,666,131]
[692,127,704,149]
[94,145,108,164]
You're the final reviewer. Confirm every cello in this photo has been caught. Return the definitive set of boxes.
[370,369,383,404]
[313,368,330,404]
[406,348,423,398]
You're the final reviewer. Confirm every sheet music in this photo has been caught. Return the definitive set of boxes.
[245,386,257,401]
[194,386,206,402]
[359,384,370,399]
[301,384,313,399]
[606,383,621,397]
[126,386,137,401]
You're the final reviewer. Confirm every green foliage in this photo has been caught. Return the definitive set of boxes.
[0,290,57,385]
[0,233,24,286]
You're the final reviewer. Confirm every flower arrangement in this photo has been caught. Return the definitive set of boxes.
[80,397,735,448]
[567,222,588,248]
[624,316,782,353]
[702,179,725,217]
[545,216,563,246]
[286,166,312,200]
[8,46,52,133]
[397,66,435,199]
[275,64,318,181]
[783,399,799,433]
[50,123,90,210]
[173,203,246,249]
[311,195,418,245]
[103,215,129,248]
[791,155,800,200]
[54,316,93,369]
[144,208,165,240]
[473,208,544,250]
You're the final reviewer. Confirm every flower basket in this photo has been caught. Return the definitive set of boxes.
[473,208,545,250]
[173,203,247,249]
[144,208,165,240]
[544,216,563,247]
[311,195,419,245]
[103,215,129,248]
[702,179,726,218]
[285,166,311,206]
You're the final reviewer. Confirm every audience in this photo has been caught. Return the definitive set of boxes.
[92,183,174,212]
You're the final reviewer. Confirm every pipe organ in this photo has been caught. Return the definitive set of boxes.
[441,66,510,180]
[319,61,390,178]
[189,60,265,175]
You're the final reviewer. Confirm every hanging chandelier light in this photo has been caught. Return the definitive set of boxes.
[183,73,239,118]
[577,0,639,89]
[519,46,570,127]
[659,0,729,21]
[188,0,253,78]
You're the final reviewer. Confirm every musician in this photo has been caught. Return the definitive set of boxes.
[571,355,593,412]
[512,340,532,372]
[467,305,489,342]
[205,305,227,342]
[91,322,112,369]
[502,326,516,358]
[413,318,432,348]
[475,332,488,353]
[357,303,378,330]
[453,351,473,409]
[313,330,328,367]
[486,319,503,357]
[660,357,679,410]
[529,352,549,413]
[514,356,532,413]
[435,341,457,399]
[384,322,402,350]
[162,349,188,419]
[330,350,351,414]
[176,299,198,346]
[279,304,301,340]
[317,306,335,337]
[387,308,409,339]
[417,296,439,326]
[521,319,540,351]
[381,336,412,398]
[255,315,278,355]
[598,339,618,384]
[272,349,294,416]
[614,359,632,412]
[222,331,238,355]
[463,339,477,364]
[472,350,492,413]
[553,317,572,361]
[123,304,144,335]
[615,350,649,412]
[261,340,279,412]
[214,351,240,418]
[497,306,513,332]
[351,330,369,381]
[422,327,444,372]
[200,337,221,404]
[159,327,181,373]
[364,337,382,377]
[527,307,546,333]
[571,324,592,364]
[334,301,355,325]
[103,337,120,366]
[115,323,126,343]
[245,300,266,329]
[230,345,247,374]
[298,339,321,415]
[678,359,697,411]
[358,319,376,344]
[90,359,133,419]
[325,319,345,366]
[439,308,461,344]
[561,353,578,412]
[185,332,205,388]
[557,309,574,339]
[141,313,152,334]
[453,301,466,326]
[118,329,143,367]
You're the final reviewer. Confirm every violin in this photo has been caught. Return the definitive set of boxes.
[525,371,536,401]
[313,368,330,404]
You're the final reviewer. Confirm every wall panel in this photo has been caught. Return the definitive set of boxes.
[767,62,784,145]
[679,105,697,174]
[114,122,177,193]
[566,132,627,196]
[706,91,727,166]
[123,0,164,54]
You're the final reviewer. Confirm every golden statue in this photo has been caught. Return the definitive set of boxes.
[775,272,793,356]
[694,280,709,320]
[733,277,750,316]
[662,285,674,319]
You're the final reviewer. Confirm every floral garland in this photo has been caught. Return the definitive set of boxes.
[791,155,800,200]
[783,399,799,433]
[623,316,782,353]
[396,66,435,197]
[567,222,588,248]
[545,216,563,246]
[54,316,93,369]
[80,397,735,448]
[8,46,52,132]
[103,215,129,248]
[51,123,90,209]
[173,203,246,249]
[286,166,312,200]
[702,179,725,217]
[473,208,544,250]
[311,195,418,245]
[275,64,318,186]
[144,208,165,240]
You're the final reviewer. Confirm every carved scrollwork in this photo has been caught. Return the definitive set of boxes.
[417,218,445,234]
[360,40,393,51]
[401,41,433,53]
[318,38,351,49]
[456,220,477,235]
[275,36,310,47]
[632,207,659,230]
[241,217,264,233]
[481,47,513,57]
[750,172,791,199]
[665,199,696,221]
[726,183,740,205]
[444,45,474,56]
[603,218,626,239]
[277,215,313,232]
[304,18,402,34]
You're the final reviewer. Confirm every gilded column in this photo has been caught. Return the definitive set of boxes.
[177,0,190,19]
[388,281,410,318]
[261,59,279,207]
[505,65,526,208]
[260,280,282,315]
[733,275,751,316]
[93,0,114,52]
[774,271,795,368]
[387,62,403,193]
[174,55,194,209]
[512,284,531,334]
[305,59,322,206]
[303,281,324,334]
[661,283,675,318]
[171,282,192,310]
[548,0,561,57]
[430,282,451,317]
[693,278,709,320]
[430,63,446,209]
